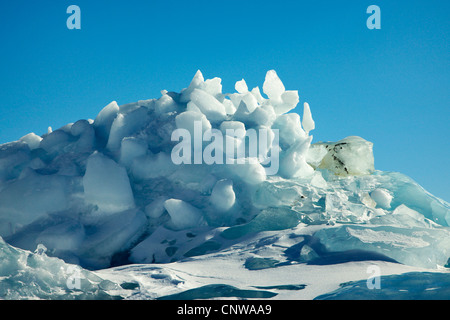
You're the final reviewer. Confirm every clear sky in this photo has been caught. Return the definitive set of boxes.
[0,0,449,201]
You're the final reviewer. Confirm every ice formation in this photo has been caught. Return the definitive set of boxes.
[0,236,124,299]
[0,70,449,299]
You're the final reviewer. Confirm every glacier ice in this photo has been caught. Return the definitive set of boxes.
[0,69,449,299]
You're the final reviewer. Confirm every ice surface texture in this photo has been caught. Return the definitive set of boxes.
[0,237,122,300]
[315,272,450,300]
[0,70,449,283]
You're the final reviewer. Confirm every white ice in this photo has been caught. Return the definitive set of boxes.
[83,152,135,213]
[164,199,204,230]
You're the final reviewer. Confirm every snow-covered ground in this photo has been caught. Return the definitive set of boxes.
[97,225,449,300]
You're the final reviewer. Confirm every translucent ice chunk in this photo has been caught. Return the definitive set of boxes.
[279,137,314,179]
[251,86,265,104]
[274,90,299,115]
[221,207,301,239]
[272,113,307,149]
[210,179,236,212]
[370,188,393,209]
[302,102,315,135]
[0,236,121,299]
[119,137,148,167]
[235,79,248,94]
[70,120,96,152]
[180,70,205,103]
[0,141,30,182]
[83,152,135,213]
[93,101,119,145]
[164,199,203,230]
[315,225,450,269]
[263,70,285,102]
[155,94,178,114]
[222,98,236,115]
[0,172,69,237]
[106,106,149,152]
[228,159,267,185]
[145,196,168,219]
[315,136,375,176]
[249,103,277,127]
[175,110,212,136]
[189,89,227,121]
[132,152,177,180]
[40,129,71,155]
[36,220,85,252]
[20,133,42,150]
[220,121,246,139]
[200,77,223,98]
[79,209,147,269]
[34,244,47,255]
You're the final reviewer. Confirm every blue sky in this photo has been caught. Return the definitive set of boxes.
[0,0,449,201]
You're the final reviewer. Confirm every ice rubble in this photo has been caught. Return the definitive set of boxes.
[0,69,449,278]
[0,236,123,299]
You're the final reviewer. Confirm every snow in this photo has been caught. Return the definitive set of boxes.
[0,70,449,300]
[97,224,449,300]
